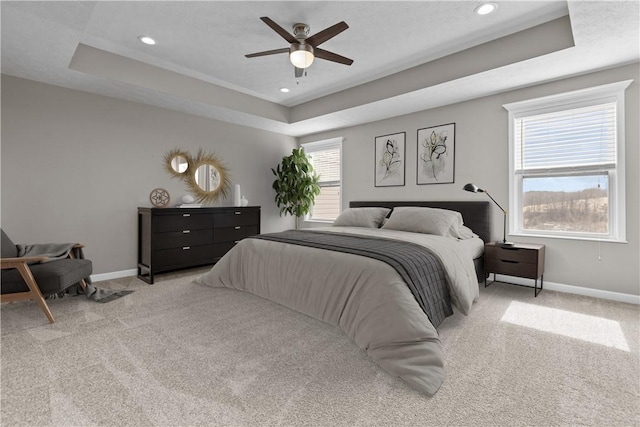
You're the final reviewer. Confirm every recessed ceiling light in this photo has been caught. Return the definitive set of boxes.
[475,2,497,15]
[280,87,290,93]
[138,35,156,45]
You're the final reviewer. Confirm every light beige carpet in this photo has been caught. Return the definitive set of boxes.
[1,268,638,426]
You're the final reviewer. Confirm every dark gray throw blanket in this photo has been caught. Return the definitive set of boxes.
[250,230,453,328]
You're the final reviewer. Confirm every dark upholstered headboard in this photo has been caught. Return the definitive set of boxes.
[349,201,492,243]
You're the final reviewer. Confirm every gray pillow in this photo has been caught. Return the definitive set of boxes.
[333,207,391,228]
[381,206,464,237]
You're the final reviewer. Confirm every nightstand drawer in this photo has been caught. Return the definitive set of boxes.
[485,258,539,279]
[485,245,538,263]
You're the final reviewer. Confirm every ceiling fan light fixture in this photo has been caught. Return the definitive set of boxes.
[289,44,314,69]
[475,2,498,15]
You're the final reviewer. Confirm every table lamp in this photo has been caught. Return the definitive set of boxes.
[463,183,513,247]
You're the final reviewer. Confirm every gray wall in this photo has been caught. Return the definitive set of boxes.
[1,75,297,275]
[301,63,640,297]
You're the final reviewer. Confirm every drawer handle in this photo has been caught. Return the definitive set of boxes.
[182,230,191,234]
[501,259,519,264]
[182,213,191,217]
[182,246,191,250]
[234,226,241,230]
[235,211,242,215]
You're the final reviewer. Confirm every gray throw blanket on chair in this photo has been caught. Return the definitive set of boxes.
[17,243,131,302]
[17,243,78,263]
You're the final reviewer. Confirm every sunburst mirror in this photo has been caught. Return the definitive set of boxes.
[163,149,192,178]
[184,149,231,204]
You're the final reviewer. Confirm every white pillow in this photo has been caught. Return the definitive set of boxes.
[333,207,391,228]
[381,206,464,237]
[451,225,477,240]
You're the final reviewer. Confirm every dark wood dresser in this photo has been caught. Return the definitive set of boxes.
[137,206,260,283]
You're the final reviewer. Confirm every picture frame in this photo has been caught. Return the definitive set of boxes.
[417,122,455,185]
[375,132,405,187]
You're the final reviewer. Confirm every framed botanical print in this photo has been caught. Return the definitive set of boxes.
[417,123,455,184]
[375,132,405,187]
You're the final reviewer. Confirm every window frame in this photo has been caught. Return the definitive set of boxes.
[301,137,343,223]
[504,80,631,243]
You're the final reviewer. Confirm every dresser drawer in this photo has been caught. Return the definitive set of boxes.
[153,244,215,269]
[153,229,213,250]
[152,213,213,232]
[485,258,539,279]
[214,211,260,228]
[485,245,538,263]
[214,225,258,243]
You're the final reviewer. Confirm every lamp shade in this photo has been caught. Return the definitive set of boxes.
[463,183,484,193]
[290,44,314,68]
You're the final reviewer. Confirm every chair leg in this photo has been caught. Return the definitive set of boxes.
[78,278,88,293]
[15,263,55,323]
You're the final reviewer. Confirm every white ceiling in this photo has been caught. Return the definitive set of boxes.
[2,1,639,137]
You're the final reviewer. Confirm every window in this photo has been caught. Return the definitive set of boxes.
[301,137,343,221]
[504,80,631,242]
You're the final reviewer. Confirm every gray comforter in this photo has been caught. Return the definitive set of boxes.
[195,226,481,395]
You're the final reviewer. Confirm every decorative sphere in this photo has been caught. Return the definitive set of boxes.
[181,194,195,204]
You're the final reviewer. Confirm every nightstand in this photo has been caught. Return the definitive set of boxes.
[484,242,545,296]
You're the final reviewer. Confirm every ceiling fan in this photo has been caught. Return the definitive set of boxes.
[245,17,353,78]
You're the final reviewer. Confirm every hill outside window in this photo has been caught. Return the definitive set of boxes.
[301,137,343,222]
[504,80,631,242]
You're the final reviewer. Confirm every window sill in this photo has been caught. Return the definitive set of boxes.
[300,219,334,228]
[511,232,628,244]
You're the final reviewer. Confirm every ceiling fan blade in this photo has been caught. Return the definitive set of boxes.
[245,47,290,58]
[306,21,349,46]
[295,67,304,78]
[260,16,297,44]
[314,48,354,66]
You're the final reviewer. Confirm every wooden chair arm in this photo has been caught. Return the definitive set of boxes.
[73,244,85,249]
[0,256,48,269]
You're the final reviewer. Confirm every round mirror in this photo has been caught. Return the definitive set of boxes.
[164,149,192,177]
[171,155,189,173]
[194,163,221,191]
[185,150,231,204]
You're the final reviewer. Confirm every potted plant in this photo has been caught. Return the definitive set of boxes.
[272,148,321,229]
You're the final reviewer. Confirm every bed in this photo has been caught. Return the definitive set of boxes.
[196,201,491,395]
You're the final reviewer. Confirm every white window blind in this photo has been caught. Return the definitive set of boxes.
[302,138,342,221]
[515,102,617,173]
[309,147,341,186]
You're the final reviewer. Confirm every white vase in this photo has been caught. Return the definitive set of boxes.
[241,196,248,206]
[234,184,241,207]
[181,194,195,204]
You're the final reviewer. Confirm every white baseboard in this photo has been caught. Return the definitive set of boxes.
[90,268,639,305]
[91,269,138,283]
[493,274,640,305]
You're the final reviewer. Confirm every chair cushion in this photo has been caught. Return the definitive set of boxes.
[1,229,18,258]
[1,258,92,295]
